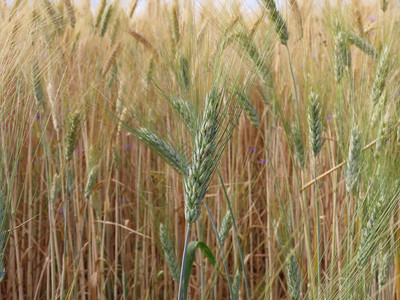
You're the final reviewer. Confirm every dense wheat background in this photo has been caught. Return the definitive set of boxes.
[0,0,400,299]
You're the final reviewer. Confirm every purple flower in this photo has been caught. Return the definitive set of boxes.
[369,30,376,35]
[312,52,317,57]
[118,198,124,203]
[124,145,133,150]
[249,147,255,153]
[327,114,332,120]
[367,16,378,21]
[57,209,64,215]
[41,53,46,57]
[76,148,85,153]
[37,114,43,120]
[258,159,267,164]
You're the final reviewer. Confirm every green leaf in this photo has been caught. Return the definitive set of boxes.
[197,241,216,266]
[181,241,216,299]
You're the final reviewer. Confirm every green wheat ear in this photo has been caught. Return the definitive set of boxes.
[347,31,378,59]
[218,210,233,244]
[232,269,242,300]
[334,31,351,83]
[236,90,260,128]
[262,0,289,45]
[307,92,322,157]
[291,125,305,169]
[84,164,99,201]
[370,46,390,105]
[159,223,180,282]
[32,59,46,109]
[286,252,301,300]
[100,4,113,37]
[345,127,362,196]
[65,110,82,162]
[135,127,188,176]
[184,87,220,224]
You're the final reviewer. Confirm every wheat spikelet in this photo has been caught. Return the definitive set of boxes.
[85,164,99,201]
[291,125,305,169]
[145,56,155,87]
[47,82,61,140]
[236,90,260,128]
[249,12,265,37]
[233,32,274,94]
[63,0,76,28]
[32,59,46,109]
[128,30,155,52]
[103,42,121,76]
[65,110,82,162]
[352,1,364,35]
[159,223,180,282]
[170,4,180,49]
[378,241,391,289]
[179,55,190,89]
[345,127,361,196]
[50,174,61,203]
[169,96,198,132]
[347,31,377,59]
[110,17,120,46]
[381,0,388,11]
[257,84,270,105]
[117,107,128,137]
[100,4,113,37]
[288,0,303,40]
[375,110,392,156]
[357,195,384,267]
[136,127,188,175]
[106,62,118,90]
[286,252,301,300]
[129,0,138,18]
[232,269,242,300]
[334,31,351,83]
[43,0,63,32]
[370,46,390,105]
[184,88,220,224]
[112,146,121,169]
[262,0,289,45]
[9,19,20,49]
[307,92,322,157]
[371,90,387,125]
[218,210,233,244]
[95,0,106,28]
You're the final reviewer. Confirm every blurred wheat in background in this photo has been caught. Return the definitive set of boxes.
[0,0,400,299]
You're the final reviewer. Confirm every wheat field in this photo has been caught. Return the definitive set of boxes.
[0,0,399,299]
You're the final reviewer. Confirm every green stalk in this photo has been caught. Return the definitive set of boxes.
[313,160,321,297]
[178,223,192,300]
